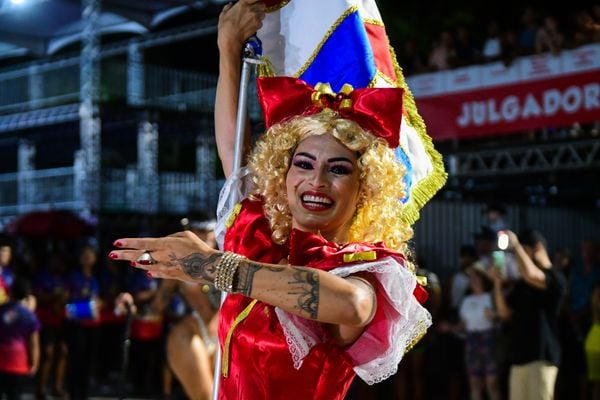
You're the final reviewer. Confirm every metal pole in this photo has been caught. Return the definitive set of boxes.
[119,303,133,400]
[211,40,259,400]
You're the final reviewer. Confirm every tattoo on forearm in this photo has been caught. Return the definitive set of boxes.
[288,267,320,319]
[234,261,284,296]
[168,252,221,282]
[234,261,261,296]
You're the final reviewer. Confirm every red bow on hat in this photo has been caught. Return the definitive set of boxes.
[256,77,404,148]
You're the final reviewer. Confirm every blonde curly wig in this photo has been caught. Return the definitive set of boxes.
[247,110,412,252]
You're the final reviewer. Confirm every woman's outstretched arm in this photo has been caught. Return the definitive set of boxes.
[110,231,376,344]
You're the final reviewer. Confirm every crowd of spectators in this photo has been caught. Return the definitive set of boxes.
[397,3,600,76]
[345,204,600,400]
[0,225,205,400]
[0,208,226,400]
[0,205,599,400]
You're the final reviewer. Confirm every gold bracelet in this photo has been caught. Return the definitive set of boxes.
[214,251,245,293]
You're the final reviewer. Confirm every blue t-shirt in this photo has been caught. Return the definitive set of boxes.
[66,270,99,302]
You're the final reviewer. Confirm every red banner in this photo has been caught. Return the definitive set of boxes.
[415,70,600,140]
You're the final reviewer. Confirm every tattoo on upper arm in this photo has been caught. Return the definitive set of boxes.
[168,252,221,282]
[288,267,320,319]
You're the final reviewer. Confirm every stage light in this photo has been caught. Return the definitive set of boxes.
[9,0,26,5]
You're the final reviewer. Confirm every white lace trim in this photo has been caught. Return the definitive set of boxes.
[276,257,432,385]
[275,308,324,369]
[215,167,255,250]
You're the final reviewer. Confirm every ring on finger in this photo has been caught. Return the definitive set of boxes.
[137,251,157,265]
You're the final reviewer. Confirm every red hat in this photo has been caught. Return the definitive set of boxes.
[256,76,404,148]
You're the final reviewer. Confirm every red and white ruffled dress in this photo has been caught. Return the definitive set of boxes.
[214,168,431,400]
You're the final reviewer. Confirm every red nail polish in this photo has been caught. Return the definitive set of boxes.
[146,272,153,278]
[109,252,118,259]
[113,240,123,247]
[130,261,137,266]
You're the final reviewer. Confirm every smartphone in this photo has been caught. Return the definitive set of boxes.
[497,230,509,250]
[492,250,506,275]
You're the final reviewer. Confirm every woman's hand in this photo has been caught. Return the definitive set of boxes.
[109,231,222,284]
[217,0,266,53]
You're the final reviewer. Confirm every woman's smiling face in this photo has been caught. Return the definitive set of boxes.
[285,134,361,243]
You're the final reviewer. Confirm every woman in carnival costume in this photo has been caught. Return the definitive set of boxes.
[109,1,436,398]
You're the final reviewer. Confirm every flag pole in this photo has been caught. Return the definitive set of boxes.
[211,37,261,400]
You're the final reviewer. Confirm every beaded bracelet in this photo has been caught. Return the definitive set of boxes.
[214,251,245,293]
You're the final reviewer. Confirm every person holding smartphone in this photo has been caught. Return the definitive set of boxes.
[491,229,566,400]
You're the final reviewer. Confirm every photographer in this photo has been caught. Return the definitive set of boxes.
[491,229,566,400]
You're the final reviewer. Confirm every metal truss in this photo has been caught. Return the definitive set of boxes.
[447,139,600,177]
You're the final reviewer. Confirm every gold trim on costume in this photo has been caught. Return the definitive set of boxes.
[339,98,352,109]
[339,83,354,96]
[416,275,428,287]
[294,6,359,78]
[367,74,378,88]
[375,70,397,86]
[404,317,430,353]
[365,45,447,226]
[343,251,377,263]
[222,299,258,377]
[311,82,355,110]
[257,56,276,78]
[266,0,290,13]
[362,18,384,27]
[225,203,242,229]
[386,44,447,226]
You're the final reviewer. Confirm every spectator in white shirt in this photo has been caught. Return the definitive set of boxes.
[441,264,501,400]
